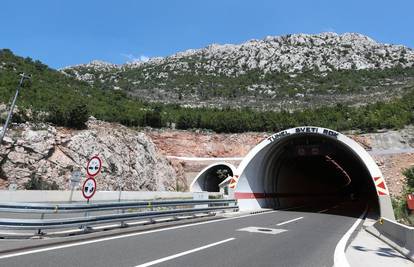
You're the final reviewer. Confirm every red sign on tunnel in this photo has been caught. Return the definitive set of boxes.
[373,177,388,196]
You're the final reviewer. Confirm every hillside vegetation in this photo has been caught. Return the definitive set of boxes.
[1,48,414,133]
[63,33,414,110]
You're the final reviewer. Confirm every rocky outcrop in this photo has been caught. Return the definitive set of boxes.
[0,119,186,191]
[63,32,414,82]
[60,32,414,111]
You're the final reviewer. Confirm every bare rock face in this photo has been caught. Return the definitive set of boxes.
[0,120,186,191]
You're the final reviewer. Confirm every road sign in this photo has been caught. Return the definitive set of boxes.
[373,176,388,196]
[229,175,239,189]
[86,156,102,177]
[70,170,81,186]
[8,183,17,191]
[82,177,97,200]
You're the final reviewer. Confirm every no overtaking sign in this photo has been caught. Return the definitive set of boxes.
[82,177,97,200]
[87,156,102,177]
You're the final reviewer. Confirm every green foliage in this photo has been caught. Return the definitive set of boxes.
[24,173,59,190]
[87,57,414,100]
[392,166,414,225]
[391,197,409,222]
[403,167,414,190]
[67,104,89,129]
[1,48,414,134]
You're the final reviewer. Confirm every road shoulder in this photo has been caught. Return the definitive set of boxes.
[346,228,413,267]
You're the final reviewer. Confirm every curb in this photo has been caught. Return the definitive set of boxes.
[365,224,413,262]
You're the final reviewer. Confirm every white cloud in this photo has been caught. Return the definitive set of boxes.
[121,53,150,63]
[322,27,337,33]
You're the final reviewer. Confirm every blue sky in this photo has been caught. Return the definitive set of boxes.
[1,0,413,69]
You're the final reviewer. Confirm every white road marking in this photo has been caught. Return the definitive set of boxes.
[333,207,367,267]
[237,226,287,235]
[276,217,304,226]
[318,208,330,213]
[0,211,277,260]
[134,238,235,267]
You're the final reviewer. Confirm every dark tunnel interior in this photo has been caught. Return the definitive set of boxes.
[202,165,233,192]
[260,135,379,214]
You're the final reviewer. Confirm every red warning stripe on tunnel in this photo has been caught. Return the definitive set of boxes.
[373,177,388,196]
[235,192,341,199]
[235,192,267,199]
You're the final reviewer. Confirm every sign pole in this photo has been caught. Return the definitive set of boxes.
[69,186,75,202]
[0,73,30,144]
[69,169,81,202]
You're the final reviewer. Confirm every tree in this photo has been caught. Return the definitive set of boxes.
[67,103,89,129]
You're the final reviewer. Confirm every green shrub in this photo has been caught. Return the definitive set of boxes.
[24,174,59,190]
[67,104,89,129]
[392,167,414,225]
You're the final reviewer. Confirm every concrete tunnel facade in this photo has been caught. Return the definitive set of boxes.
[234,126,395,220]
[190,162,236,192]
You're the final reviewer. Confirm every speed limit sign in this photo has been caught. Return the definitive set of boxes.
[82,177,97,200]
[86,156,102,177]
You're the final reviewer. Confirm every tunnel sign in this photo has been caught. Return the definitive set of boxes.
[229,175,239,189]
[86,156,102,177]
[373,177,389,196]
[82,177,97,200]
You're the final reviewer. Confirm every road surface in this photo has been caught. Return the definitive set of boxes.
[0,201,366,267]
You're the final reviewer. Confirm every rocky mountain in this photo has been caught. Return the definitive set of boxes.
[62,33,414,110]
[0,118,187,191]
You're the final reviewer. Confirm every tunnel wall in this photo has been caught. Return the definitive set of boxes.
[234,126,395,220]
[190,162,236,192]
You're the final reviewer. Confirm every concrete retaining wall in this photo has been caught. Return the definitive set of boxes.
[0,190,222,203]
[366,217,414,261]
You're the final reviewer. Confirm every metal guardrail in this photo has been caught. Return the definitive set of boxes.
[366,217,414,261]
[0,199,236,213]
[0,199,238,232]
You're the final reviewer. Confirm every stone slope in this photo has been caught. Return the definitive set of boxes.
[0,119,186,191]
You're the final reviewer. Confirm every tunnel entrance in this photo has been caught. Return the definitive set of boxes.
[235,127,395,219]
[190,163,236,192]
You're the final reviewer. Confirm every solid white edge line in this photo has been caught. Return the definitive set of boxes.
[134,238,235,267]
[333,207,367,267]
[276,216,304,226]
[0,211,278,260]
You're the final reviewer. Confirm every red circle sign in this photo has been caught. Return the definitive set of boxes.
[86,156,102,177]
[82,177,97,200]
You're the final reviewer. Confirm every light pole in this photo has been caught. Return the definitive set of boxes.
[0,73,31,144]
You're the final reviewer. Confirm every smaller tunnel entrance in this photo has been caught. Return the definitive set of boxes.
[190,163,236,192]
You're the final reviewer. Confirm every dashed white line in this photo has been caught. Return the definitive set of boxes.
[318,208,330,213]
[276,217,304,226]
[134,238,235,267]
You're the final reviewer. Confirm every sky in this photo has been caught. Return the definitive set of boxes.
[1,0,413,69]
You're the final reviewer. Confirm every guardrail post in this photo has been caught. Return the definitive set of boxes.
[35,213,45,236]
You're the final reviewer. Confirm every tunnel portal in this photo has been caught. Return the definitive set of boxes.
[234,126,395,219]
[190,163,236,192]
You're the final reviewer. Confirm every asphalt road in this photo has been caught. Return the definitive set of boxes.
[0,201,366,267]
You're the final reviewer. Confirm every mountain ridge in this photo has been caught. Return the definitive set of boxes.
[61,32,414,111]
[62,32,414,73]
